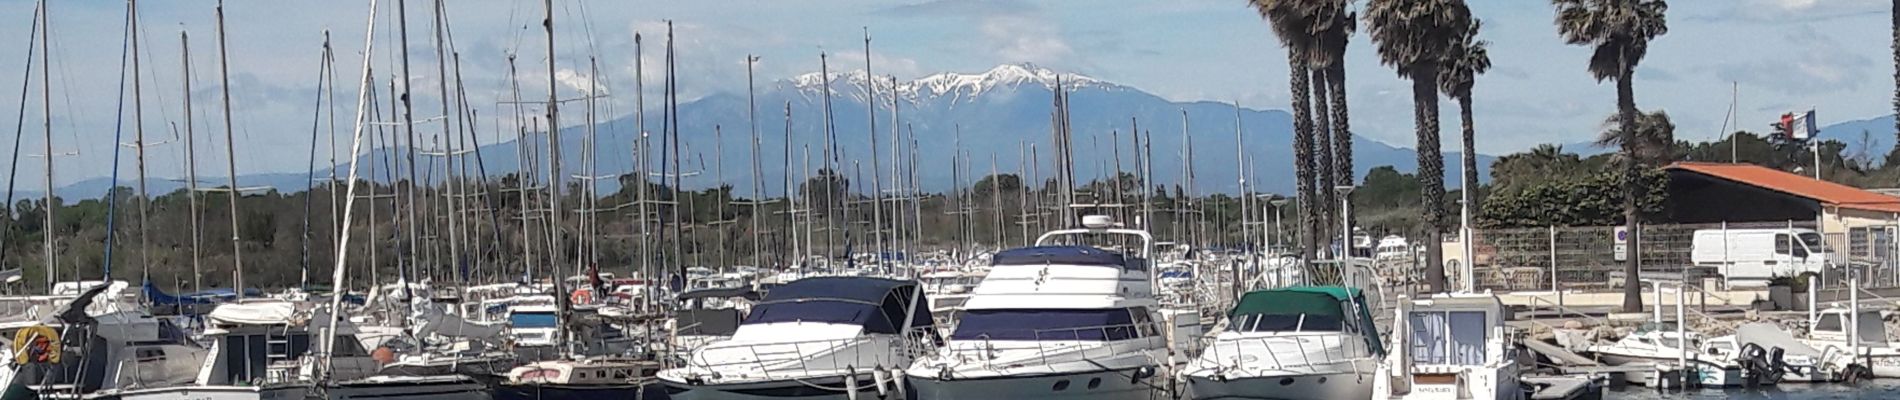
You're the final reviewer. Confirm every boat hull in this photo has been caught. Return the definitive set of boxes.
[1186,370,1375,400]
[493,383,669,400]
[113,378,487,400]
[660,374,886,400]
[906,368,1157,400]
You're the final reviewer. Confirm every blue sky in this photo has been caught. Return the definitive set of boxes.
[0,0,1889,187]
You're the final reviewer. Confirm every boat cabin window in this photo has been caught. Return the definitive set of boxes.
[1817,314,1843,333]
[222,332,314,384]
[512,312,559,329]
[1409,310,1488,366]
[951,308,1142,341]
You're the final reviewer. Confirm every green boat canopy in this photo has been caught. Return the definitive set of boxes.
[1230,286,1384,356]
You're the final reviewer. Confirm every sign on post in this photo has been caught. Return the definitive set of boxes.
[1613,226,1629,262]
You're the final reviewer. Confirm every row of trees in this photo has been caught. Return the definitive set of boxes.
[0,170,1275,293]
[1249,0,1667,310]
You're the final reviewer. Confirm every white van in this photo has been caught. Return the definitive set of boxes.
[1691,228,1831,284]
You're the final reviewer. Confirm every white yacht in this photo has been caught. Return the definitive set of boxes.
[112,301,486,400]
[1584,323,1748,386]
[1373,293,1521,400]
[905,215,1168,400]
[1183,286,1384,400]
[657,276,935,400]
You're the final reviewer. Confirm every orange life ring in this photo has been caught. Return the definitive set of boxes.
[570,288,594,305]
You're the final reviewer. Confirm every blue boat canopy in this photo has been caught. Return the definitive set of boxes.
[741,277,933,334]
[144,282,264,306]
[991,245,1128,267]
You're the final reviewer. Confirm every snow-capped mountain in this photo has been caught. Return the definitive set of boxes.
[42,64,1491,199]
[788,63,1115,105]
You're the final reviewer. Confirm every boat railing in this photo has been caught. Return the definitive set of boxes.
[686,328,933,381]
[947,321,1165,368]
[1200,333,1368,374]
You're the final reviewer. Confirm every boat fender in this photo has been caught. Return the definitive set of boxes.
[891,367,907,398]
[1131,366,1156,384]
[872,367,890,398]
[846,366,860,400]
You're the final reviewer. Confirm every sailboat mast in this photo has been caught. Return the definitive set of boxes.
[746,55,761,270]
[863,29,884,269]
[432,0,462,282]
[507,56,533,283]
[1234,102,1249,252]
[131,0,152,282]
[41,0,55,293]
[632,35,648,296]
[541,0,571,353]
[396,0,425,286]
[322,0,379,377]
[0,1,43,290]
[300,34,331,290]
[817,53,836,262]
[666,24,683,283]
[782,103,796,267]
[214,0,247,298]
[888,76,902,268]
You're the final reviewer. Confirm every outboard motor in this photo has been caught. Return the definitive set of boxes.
[1737,343,1780,385]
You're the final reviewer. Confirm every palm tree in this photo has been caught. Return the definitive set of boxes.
[1314,1,1357,228]
[1367,0,1470,293]
[1249,0,1324,259]
[1440,18,1490,234]
[1596,110,1677,167]
[1553,0,1668,313]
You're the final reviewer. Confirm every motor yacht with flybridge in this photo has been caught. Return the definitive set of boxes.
[656,276,937,400]
[905,215,1168,400]
[1183,286,1384,400]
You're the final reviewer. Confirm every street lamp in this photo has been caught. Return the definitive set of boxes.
[1333,185,1354,261]
[1268,198,1289,254]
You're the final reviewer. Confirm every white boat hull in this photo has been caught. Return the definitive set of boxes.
[661,373,886,400]
[1186,370,1374,400]
[112,378,488,400]
[907,368,1156,400]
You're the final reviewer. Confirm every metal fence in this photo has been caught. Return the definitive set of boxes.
[1455,220,1900,293]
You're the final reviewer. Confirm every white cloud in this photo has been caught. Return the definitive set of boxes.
[980,15,1075,65]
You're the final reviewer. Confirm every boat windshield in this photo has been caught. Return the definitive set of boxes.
[1228,313,1344,332]
[951,308,1144,341]
[511,312,559,328]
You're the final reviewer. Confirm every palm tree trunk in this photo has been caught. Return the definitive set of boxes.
[1328,64,1354,230]
[1290,63,1318,261]
[1460,95,1478,216]
[1414,64,1447,294]
[1618,65,1644,313]
[1892,0,1898,153]
[1313,68,1336,253]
